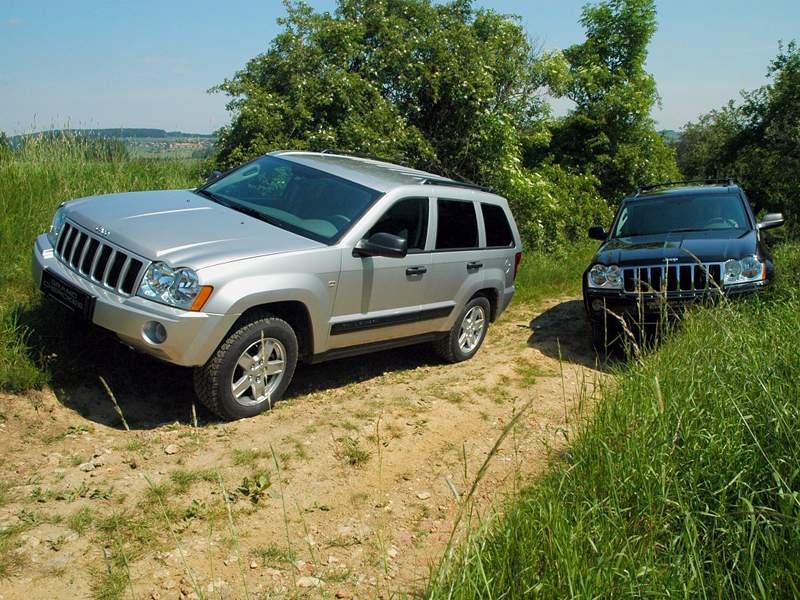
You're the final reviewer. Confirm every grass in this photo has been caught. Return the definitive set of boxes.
[334,436,372,467]
[513,241,596,305]
[429,243,800,598]
[0,135,203,391]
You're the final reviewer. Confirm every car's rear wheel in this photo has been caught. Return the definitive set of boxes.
[194,314,298,420]
[434,296,491,363]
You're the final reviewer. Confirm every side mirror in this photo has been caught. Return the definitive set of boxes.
[206,170,224,185]
[588,226,608,241]
[353,232,408,258]
[757,212,785,230]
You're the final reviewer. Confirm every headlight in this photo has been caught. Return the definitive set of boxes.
[138,262,203,309]
[48,206,66,245]
[588,264,622,289]
[724,256,764,286]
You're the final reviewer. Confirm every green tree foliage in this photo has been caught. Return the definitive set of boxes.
[677,42,800,228]
[215,0,693,248]
[213,0,542,184]
[542,0,679,202]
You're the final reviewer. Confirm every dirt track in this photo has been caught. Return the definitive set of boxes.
[0,298,603,599]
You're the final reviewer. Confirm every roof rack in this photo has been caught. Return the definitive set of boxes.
[636,178,736,195]
[420,178,495,194]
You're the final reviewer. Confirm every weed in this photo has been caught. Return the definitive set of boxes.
[232,448,268,467]
[170,468,216,495]
[334,436,371,467]
[236,471,272,504]
[250,544,296,567]
[68,506,94,535]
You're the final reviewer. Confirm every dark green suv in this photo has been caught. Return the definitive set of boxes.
[583,179,785,349]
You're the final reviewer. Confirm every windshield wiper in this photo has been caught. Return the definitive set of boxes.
[667,228,710,233]
[193,189,283,228]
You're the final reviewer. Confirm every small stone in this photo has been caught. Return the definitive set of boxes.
[250,560,258,569]
[79,462,95,472]
[297,576,322,588]
[387,546,399,559]
[336,591,352,599]
[161,580,176,590]
[150,591,162,600]
[164,444,179,455]
[416,491,431,500]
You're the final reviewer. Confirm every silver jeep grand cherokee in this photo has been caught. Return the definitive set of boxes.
[33,152,523,419]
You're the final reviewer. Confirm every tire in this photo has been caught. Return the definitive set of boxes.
[433,296,491,363]
[590,313,620,355]
[194,314,298,421]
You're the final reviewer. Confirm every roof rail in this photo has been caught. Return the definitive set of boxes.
[319,148,414,167]
[636,178,736,195]
[420,178,495,194]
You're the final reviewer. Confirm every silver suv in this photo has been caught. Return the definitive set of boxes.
[32,152,523,419]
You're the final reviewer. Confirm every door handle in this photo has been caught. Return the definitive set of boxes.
[406,266,428,276]
[466,261,483,271]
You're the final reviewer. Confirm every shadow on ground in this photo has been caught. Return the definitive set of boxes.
[17,299,445,430]
[527,299,609,370]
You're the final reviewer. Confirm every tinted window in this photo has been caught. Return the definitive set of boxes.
[368,198,428,251]
[614,193,749,238]
[481,203,514,247]
[436,199,479,250]
[203,155,382,244]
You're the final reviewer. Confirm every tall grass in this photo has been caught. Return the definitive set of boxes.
[430,243,800,598]
[0,135,203,390]
[513,242,595,306]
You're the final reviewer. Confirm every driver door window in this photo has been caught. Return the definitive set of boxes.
[367,197,429,251]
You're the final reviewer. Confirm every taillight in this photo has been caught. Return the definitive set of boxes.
[513,251,523,281]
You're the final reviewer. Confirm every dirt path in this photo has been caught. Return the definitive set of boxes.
[0,298,603,599]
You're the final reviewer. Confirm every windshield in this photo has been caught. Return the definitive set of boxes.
[200,155,382,244]
[613,193,749,238]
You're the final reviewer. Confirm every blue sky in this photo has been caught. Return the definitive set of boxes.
[1,0,798,134]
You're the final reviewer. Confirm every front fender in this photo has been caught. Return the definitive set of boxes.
[198,248,341,354]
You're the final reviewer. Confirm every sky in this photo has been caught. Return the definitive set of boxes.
[1,0,798,135]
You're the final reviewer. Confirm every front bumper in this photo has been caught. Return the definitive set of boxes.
[583,280,768,323]
[32,234,237,367]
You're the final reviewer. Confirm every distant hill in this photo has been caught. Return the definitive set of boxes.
[10,128,216,143]
[659,129,681,143]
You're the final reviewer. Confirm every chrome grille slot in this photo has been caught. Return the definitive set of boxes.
[622,261,724,295]
[53,221,148,296]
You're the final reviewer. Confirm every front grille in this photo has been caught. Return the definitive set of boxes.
[54,221,147,296]
[622,262,723,294]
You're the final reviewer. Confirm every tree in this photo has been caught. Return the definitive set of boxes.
[213,0,544,185]
[677,41,800,227]
[542,0,679,201]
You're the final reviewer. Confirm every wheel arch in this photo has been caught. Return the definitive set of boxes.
[230,301,315,361]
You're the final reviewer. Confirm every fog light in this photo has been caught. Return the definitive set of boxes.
[591,299,605,312]
[143,321,167,344]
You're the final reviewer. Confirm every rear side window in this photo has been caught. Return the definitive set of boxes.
[481,203,514,247]
[436,199,478,250]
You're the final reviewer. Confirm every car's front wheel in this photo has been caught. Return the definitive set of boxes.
[434,296,491,363]
[194,314,298,420]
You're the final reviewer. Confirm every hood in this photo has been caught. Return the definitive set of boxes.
[63,189,324,269]
[593,229,758,266]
